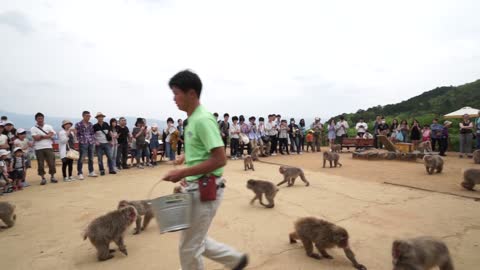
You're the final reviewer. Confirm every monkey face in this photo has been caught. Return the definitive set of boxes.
[246,180,255,189]
[123,206,137,224]
[323,152,329,158]
[392,240,410,264]
[279,166,286,174]
[334,229,349,248]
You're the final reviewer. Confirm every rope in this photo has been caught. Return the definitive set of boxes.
[383,182,480,201]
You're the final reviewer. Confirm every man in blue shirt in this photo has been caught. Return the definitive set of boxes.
[430,118,444,152]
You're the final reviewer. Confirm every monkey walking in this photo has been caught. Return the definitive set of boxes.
[83,206,137,261]
[473,149,480,164]
[277,165,309,187]
[461,168,480,191]
[289,217,367,270]
[392,236,454,270]
[118,200,154,235]
[246,179,278,208]
[323,151,342,168]
[330,144,341,153]
[423,155,444,175]
[244,155,255,171]
[0,201,16,228]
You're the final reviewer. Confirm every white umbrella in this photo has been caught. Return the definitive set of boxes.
[444,106,480,119]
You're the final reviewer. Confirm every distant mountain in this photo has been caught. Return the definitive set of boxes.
[330,79,480,123]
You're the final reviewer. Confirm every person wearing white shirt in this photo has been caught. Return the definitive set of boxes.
[30,112,57,185]
[335,116,350,146]
[355,119,368,137]
[229,116,241,159]
[59,120,76,181]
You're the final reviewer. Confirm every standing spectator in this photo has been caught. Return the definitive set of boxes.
[31,112,57,185]
[355,118,368,138]
[310,117,323,152]
[298,119,306,153]
[288,118,300,154]
[59,120,75,181]
[93,113,116,175]
[9,148,25,190]
[390,119,399,142]
[0,149,11,194]
[219,114,230,151]
[133,118,149,168]
[213,112,219,124]
[177,119,184,155]
[476,110,480,150]
[327,119,336,146]
[265,114,278,156]
[147,123,161,166]
[410,119,421,146]
[116,117,131,169]
[0,123,9,150]
[247,117,259,155]
[14,128,32,187]
[164,117,178,162]
[459,114,474,158]
[229,116,241,159]
[376,117,390,149]
[109,118,120,172]
[430,119,444,152]
[335,116,349,145]
[439,121,451,157]
[239,115,250,155]
[398,120,409,143]
[278,120,290,155]
[373,115,381,148]
[421,125,431,142]
[257,117,268,156]
[75,111,97,179]
[0,116,7,123]
[306,130,314,152]
[3,121,17,151]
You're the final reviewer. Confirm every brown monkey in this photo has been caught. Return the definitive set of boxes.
[289,217,366,270]
[423,155,444,175]
[246,179,278,208]
[415,141,432,153]
[0,201,16,228]
[392,236,454,270]
[323,151,342,168]
[244,155,254,171]
[461,168,480,191]
[250,146,260,161]
[118,200,154,235]
[83,206,137,261]
[473,149,480,164]
[330,144,341,153]
[277,165,309,187]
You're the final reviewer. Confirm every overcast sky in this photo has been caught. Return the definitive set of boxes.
[1,0,479,122]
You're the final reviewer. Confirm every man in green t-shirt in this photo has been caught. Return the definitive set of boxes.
[163,70,248,270]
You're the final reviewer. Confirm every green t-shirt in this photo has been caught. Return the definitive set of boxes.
[185,105,225,182]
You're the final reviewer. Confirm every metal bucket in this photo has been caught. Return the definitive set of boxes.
[150,193,193,234]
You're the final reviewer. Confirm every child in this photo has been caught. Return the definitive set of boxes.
[306,130,314,152]
[147,123,161,166]
[14,128,32,186]
[421,125,431,142]
[0,149,12,194]
[10,147,25,191]
[229,116,240,159]
[59,120,75,181]
[278,120,290,155]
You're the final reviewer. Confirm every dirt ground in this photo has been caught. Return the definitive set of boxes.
[1,148,479,270]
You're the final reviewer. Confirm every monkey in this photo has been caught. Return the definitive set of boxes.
[0,201,16,228]
[246,179,278,208]
[423,155,444,175]
[277,165,309,187]
[461,168,480,191]
[323,151,342,168]
[392,236,454,270]
[289,217,367,270]
[415,141,432,153]
[118,200,154,235]
[83,206,137,261]
[244,155,254,171]
[473,149,480,164]
[250,146,259,161]
[330,144,341,153]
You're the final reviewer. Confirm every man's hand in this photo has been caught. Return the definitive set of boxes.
[163,169,185,183]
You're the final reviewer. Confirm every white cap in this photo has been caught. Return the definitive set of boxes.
[315,117,320,121]
[16,128,26,134]
[0,149,10,157]
[13,147,23,153]
[4,121,13,126]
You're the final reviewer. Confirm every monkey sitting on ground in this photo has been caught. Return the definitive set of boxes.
[277,165,310,187]
[289,217,367,270]
[392,236,454,270]
[416,141,432,153]
[83,206,137,261]
[246,179,278,208]
[330,144,341,153]
[473,149,480,164]
[323,151,342,168]
[244,155,254,171]
[118,200,154,235]
[0,201,16,228]
[461,168,480,191]
[423,155,444,175]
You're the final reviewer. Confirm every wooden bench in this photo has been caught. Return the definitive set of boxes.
[340,138,375,150]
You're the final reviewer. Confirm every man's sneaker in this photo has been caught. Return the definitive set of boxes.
[137,165,144,169]
[100,171,106,176]
[109,171,117,175]
[23,181,31,187]
[78,174,85,180]
[88,172,98,177]
[233,254,249,270]
[147,163,153,167]
[63,177,70,182]
[40,178,47,185]
[271,153,277,156]
[50,177,58,183]
[68,176,74,181]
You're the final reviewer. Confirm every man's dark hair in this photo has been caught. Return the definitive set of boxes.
[249,116,256,121]
[232,116,238,121]
[213,113,219,118]
[119,117,126,121]
[169,70,203,98]
[1,116,7,121]
[177,119,182,123]
[239,115,245,122]
[224,113,229,117]
[82,111,90,116]
[35,112,44,120]
[433,118,438,122]
[167,117,174,123]
[339,116,345,120]
[281,119,287,123]
[259,117,264,122]
[276,114,281,118]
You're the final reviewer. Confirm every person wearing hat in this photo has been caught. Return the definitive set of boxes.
[10,147,26,190]
[459,114,474,158]
[439,120,452,157]
[14,128,32,187]
[59,120,76,181]
[0,149,11,194]
[75,111,97,179]
[311,117,324,152]
[31,112,58,185]
[93,112,116,176]
[0,122,9,150]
